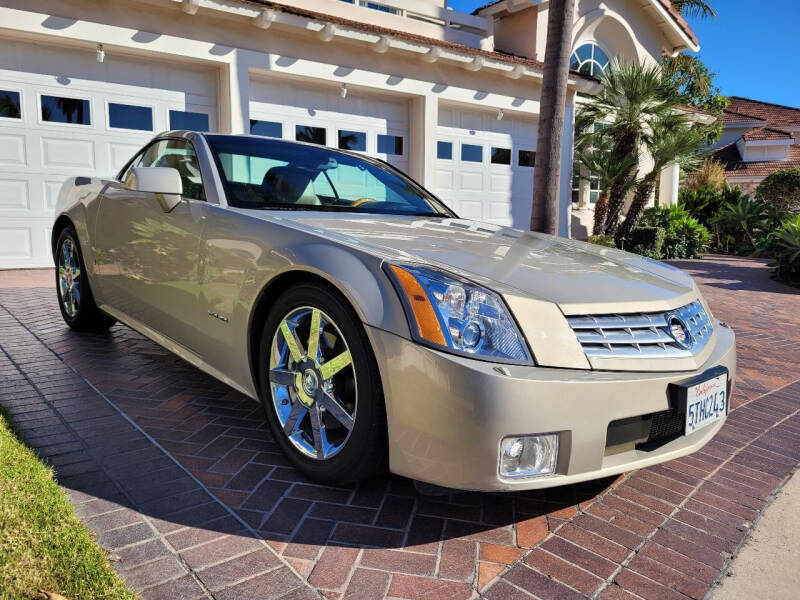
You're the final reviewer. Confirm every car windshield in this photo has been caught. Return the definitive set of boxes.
[205,135,453,217]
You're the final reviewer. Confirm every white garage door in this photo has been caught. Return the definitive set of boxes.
[249,77,409,174]
[435,104,537,228]
[0,38,217,268]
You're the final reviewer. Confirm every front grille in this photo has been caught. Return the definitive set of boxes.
[566,301,713,359]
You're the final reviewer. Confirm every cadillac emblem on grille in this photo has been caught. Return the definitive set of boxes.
[666,314,692,349]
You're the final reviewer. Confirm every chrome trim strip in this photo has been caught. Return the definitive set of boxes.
[566,301,713,359]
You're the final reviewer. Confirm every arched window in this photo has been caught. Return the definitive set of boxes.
[570,43,610,78]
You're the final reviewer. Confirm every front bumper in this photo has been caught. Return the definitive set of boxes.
[366,322,736,491]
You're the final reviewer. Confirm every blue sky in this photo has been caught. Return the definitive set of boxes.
[448,0,800,108]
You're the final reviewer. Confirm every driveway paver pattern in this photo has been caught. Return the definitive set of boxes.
[0,255,798,599]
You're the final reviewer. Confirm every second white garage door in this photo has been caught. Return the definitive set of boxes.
[248,77,409,175]
[435,104,537,228]
[0,38,217,268]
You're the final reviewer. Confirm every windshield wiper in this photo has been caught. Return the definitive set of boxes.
[249,204,446,217]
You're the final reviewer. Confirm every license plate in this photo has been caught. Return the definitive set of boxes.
[684,372,728,435]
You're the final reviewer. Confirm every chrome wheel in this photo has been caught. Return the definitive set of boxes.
[269,306,356,460]
[58,238,81,319]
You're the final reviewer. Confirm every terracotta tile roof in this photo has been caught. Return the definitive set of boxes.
[474,0,698,47]
[726,96,800,128]
[656,0,699,48]
[742,127,794,142]
[713,143,800,178]
[235,1,594,82]
[721,109,767,125]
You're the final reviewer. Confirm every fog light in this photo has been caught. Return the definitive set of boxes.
[499,434,558,479]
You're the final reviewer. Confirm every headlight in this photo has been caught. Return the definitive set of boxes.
[385,263,533,365]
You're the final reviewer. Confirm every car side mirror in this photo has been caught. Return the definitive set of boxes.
[124,167,184,212]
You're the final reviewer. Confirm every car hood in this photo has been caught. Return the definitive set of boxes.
[257,212,698,314]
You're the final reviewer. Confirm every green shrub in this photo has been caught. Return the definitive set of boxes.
[628,226,665,258]
[711,196,767,255]
[588,234,616,248]
[767,215,800,286]
[679,184,725,226]
[755,167,800,213]
[640,206,711,259]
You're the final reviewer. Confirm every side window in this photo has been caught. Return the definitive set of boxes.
[137,139,205,200]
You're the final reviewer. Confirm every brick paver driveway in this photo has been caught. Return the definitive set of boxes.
[1,256,798,599]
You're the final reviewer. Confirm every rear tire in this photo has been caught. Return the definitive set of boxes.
[258,281,388,485]
[55,227,116,332]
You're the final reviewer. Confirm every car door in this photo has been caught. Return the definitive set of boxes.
[94,139,207,351]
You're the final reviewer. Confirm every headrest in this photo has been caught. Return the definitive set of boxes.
[263,166,320,205]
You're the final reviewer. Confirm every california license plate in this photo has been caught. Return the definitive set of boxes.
[683,372,728,435]
[669,366,729,437]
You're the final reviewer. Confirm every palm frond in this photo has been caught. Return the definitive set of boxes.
[671,0,716,19]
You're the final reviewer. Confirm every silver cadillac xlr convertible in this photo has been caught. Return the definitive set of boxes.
[53,131,735,491]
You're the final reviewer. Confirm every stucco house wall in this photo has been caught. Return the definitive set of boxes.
[0,0,697,266]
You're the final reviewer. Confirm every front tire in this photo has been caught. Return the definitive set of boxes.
[55,227,116,332]
[258,282,388,485]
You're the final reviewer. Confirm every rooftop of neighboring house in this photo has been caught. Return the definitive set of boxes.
[713,97,800,180]
[726,96,800,128]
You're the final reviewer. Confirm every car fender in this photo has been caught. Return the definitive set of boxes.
[240,239,410,337]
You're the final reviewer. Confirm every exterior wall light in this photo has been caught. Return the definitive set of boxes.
[497,109,504,121]
[340,83,348,99]
[96,43,105,63]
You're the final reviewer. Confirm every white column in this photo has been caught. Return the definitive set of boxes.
[659,162,680,206]
[221,53,250,134]
[410,94,438,190]
[578,169,590,209]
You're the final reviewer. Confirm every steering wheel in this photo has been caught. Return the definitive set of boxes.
[351,197,378,208]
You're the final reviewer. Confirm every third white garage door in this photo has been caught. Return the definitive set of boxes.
[248,78,409,174]
[435,104,537,228]
[0,38,217,268]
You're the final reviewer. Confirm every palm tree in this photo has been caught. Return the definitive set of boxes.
[574,132,637,236]
[671,0,716,19]
[531,0,575,234]
[617,116,702,240]
[576,60,677,236]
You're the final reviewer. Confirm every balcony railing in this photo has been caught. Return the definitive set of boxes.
[339,0,490,37]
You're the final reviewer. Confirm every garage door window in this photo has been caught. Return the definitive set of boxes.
[250,120,282,138]
[0,90,21,119]
[108,103,153,131]
[518,150,536,167]
[41,95,90,125]
[169,110,209,132]
[461,144,482,163]
[296,125,326,146]
[491,147,511,165]
[378,134,403,155]
[437,141,453,160]
[338,130,366,152]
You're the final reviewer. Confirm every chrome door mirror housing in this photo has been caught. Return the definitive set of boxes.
[124,167,184,212]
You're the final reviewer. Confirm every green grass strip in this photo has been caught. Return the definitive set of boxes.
[0,411,136,600]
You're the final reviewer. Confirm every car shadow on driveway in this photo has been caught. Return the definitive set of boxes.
[0,287,618,596]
